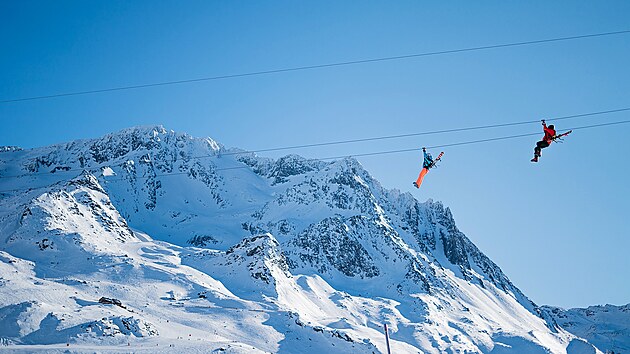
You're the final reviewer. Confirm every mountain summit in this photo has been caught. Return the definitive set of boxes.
[0,126,605,353]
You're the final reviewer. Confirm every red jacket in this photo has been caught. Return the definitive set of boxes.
[543,124,556,143]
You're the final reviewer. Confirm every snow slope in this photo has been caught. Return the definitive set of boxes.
[0,126,606,353]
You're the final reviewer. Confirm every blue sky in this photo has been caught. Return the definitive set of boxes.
[1,1,629,308]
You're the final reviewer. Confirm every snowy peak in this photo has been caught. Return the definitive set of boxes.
[182,233,293,303]
[2,127,523,300]
[10,125,223,177]
[245,154,327,185]
[543,304,630,353]
[0,126,606,353]
[5,171,135,276]
[224,233,291,285]
[87,125,221,164]
[88,125,169,163]
[0,146,22,153]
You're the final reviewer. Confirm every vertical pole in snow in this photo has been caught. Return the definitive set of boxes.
[384,323,392,354]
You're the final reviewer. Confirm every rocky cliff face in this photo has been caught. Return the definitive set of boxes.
[0,126,601,353]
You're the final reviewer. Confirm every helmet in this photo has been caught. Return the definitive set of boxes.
[549,124,555,130]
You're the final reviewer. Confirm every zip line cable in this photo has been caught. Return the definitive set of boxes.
[318,119,630,160]
[1,119,628,194]
[223,107,630,155]
[1,29,629,104]
[0,107,627,181]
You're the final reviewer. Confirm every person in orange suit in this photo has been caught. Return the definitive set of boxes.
[413,147,434,188]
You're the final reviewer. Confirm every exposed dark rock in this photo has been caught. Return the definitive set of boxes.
[99,297,125,308]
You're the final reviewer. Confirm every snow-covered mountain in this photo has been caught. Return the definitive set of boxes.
[543,304,630,354]
[0,125,609,353]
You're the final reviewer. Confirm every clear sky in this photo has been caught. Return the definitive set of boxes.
[1,1,629,309]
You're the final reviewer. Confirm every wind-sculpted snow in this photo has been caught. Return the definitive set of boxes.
[0,126,606,353]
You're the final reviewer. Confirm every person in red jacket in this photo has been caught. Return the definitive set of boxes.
[531,119,556,162]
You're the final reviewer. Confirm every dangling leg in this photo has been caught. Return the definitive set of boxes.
[534,141,549,159]
[532,141,546,162]
[532,144,540,162]
[414,168,429,188]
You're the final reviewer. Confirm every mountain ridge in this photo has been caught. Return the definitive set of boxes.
[0,125,614,353]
